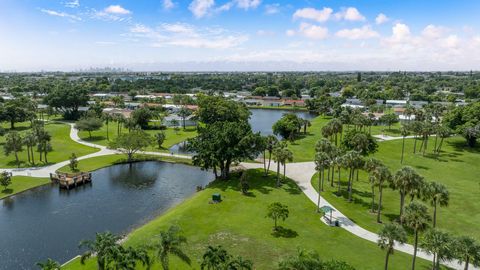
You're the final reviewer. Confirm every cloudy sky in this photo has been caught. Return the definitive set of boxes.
[1,0,480,71]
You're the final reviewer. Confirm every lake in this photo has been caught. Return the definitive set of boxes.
[0,162,213,269]
[169,108,317,154]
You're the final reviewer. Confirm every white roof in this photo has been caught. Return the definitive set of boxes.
[386,100,407,104]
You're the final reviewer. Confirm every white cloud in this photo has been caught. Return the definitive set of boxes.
[189,0,215,18]
[422,25,448,39]
[298,22,328,40]
[375,13,389,25]
[286,29,296,37]
[235,0,261,10]
[442,35,460,48]
[40,8,81,21]
[163,0,175,10]
[391,23,411,41]
[64,0,80,8]
[130,24,152,34]
[293,7,333,23]
[128,22,248,49]
[95,41,117,46]
[335,7,365,21]
[257,30,275,36]
[336,25,379,40]
[265,3,280,15]
[104,5,131,15]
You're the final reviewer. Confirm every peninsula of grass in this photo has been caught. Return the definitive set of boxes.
[0,176,51,199]
[0,121,98,168]
[288,116,403,162]
[311,136,480,240]
[63,169,433,270]
[78,124,197,152]
[57,154,192,174]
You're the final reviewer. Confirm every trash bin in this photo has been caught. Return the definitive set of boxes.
[212,193,221,202]
[335,220,340,227]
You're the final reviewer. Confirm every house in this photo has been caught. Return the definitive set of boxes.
[342,98,365,109]
[386,100,408,107]
[362,112,385,120]
[103,108,132,119]
[283,99,305,107]
[262,96,282,107]
[301,94,312,100]
[243,98,263,106]
[409,101,428,109]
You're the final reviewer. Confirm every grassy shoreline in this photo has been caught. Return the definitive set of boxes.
[63,169,434,270]
[0,176,51,200]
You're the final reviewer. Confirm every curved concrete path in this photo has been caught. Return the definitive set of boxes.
[242,161,474,270]
[0,123,473,269]
[1,123,191,177]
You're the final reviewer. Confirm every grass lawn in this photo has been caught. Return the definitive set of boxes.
[78,122,197,152]
[288,116,402,162]
[0,121,98,168]
[63,169,435,270]
[0,176,50,199]
[311,136,480,240]
[57,154,192,174]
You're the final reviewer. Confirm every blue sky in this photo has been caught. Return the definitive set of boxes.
[1,0,480,71]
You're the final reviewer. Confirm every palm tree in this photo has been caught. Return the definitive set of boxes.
[36,258,61,270]
[201,245,230,270]
[110,246,151,270]
[378,223,407,270]
[391,167,424,222]
[343,150,362,202]
[153,225,191,270]
[367,161,392,223]
[178,106,192,130]
[264,135,278,176]
[422,181,449,227]
[102,113,112,141]
[454,235,480,270]
[79,231,121,270]
[365,158,383,212]
[421,228,454,270]
[272,142,291,187]
[404,202,431,270]
[315,151,330,212]
[435,125,451,156]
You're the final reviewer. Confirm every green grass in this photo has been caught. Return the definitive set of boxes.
[0,121,98,168]
[63,169,435,270]
[288,116,403,162]
[311,136,480,240]
[0,176,50,199]
[78,122,197,152]
[57,154,192,174]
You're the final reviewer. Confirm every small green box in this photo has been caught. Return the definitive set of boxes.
[212,193,221,202]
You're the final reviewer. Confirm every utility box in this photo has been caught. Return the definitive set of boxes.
[212,193,221,202]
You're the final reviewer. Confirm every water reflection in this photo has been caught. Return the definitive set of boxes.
[0,161,213,269]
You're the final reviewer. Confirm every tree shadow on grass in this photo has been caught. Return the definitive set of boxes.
[1,188,13,195]
[271,226,298,238]
[84,135,106,142]
[446,140,480,154]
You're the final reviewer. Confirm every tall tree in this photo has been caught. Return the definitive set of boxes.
[391,167,424,222]
[44,84,89,120]
[422,181,449,227]
[4,131,23,167]
[109,129,152,162]
[79,231,121,270]
[153,225,191,270]
[178,106,192,130]
[378,223,407,270]
[421,228,454,270]
[266,202,289,231]
[400,126,410,164]
[454,236,480,270]
[315,151,330,212]
[75,117,103,139]
[404,202,431,270]
[263,135,278,176]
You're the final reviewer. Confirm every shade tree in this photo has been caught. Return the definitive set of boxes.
[378,223,407,270]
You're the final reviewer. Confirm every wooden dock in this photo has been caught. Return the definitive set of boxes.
[50,172,92,190]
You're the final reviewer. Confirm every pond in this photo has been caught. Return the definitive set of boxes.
[169,108,317,154]
[0,162,213,269]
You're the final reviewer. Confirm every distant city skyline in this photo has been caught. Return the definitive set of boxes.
[1,0,480,71]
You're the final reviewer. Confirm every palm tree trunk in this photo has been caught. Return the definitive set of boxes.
[412,230,419,270]
[331,166,335,187]
[337,167,341,194]
[400,193,405,223]
[348,168,353,202]
[14,151,19,168]
[31,147,35,164]
[401,137,405,164]
[384,249,391,270]
[433,202,437,228]
[276,162,280,187]
[465,256,470,270]
[377,186,383,223]
[432,253,436,270]
[263,150,267,176]
[27,146,31,163]
[106,121,109,141]
[413,135,418,153]
[267,151,272,172]
[317,171,322,212]
[433,134,438,154]
[283,163,286,181]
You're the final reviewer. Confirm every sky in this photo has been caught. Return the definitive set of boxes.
[1,0,480,71]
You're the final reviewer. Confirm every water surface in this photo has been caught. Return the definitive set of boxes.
[0,162,213,269]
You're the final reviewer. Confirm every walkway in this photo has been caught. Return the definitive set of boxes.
[1,123,191,178]
[242,161,474,270]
